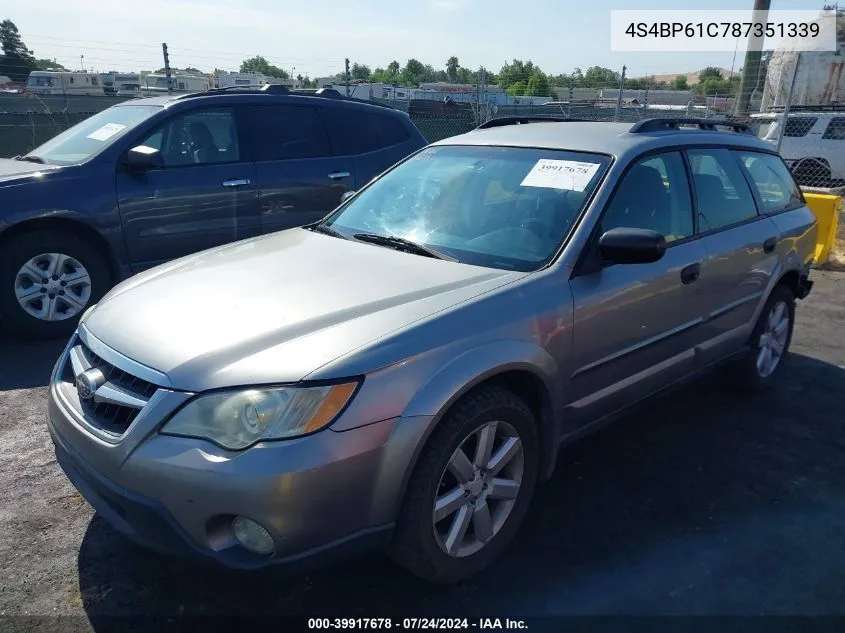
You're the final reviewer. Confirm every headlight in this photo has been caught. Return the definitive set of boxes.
[160,382,359,450]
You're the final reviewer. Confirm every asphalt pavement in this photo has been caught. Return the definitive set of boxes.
[1,271,844,629]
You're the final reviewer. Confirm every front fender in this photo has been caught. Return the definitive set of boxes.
[402,339,560,419]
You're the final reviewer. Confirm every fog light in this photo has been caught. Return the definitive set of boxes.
[231,516,275,555]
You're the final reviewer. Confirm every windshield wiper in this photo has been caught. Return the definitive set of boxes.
[309,223,348,239]
[12,155,46,164]
[352,233,455,261]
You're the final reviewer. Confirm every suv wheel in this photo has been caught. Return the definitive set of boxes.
[731,285,795,391]
[0,231,112,339]
[389,385,538,584]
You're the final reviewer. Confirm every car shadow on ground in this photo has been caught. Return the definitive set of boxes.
[0,331,66,390]
[77,353,845,622]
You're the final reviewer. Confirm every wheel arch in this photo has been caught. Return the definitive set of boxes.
[392,341,564,519]
[0,216,120,281]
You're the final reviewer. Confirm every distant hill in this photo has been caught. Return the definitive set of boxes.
[636,67,736,86]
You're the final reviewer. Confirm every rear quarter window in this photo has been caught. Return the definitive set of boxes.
[736,151,803,213]
[822,117,845,140]
[324,107,412,155]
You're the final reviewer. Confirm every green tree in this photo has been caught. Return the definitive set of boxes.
[400,58,426,86]
[446,56,459,82]
[507,81,527,97]
[671,75,689,90]
[239,55,289,79]
[350,62,371,80]
[0,19,36,82]
[582,66,621,88]
[498,59,538,91]
[456,67,474,84]
[526,70,551,97]
[698,66,723,82]
[697,75,739,96]
[35,58,66,71]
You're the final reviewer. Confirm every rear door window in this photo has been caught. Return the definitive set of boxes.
[242,105,332,161]
[324,107,411,155]
[736,151,803,213]
[686,149,758,232]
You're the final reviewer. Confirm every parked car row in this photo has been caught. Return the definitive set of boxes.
[0,85,427,338]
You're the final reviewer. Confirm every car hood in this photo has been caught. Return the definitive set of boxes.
[0,158,61,184]
[84,228,527,391]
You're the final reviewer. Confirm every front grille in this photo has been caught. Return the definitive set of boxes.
[61,337,161,437]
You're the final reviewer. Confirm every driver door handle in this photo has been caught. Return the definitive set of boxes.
[680,262,701,285]
[222,178,250,188]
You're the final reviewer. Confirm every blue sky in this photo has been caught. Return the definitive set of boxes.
[8,0,832,79]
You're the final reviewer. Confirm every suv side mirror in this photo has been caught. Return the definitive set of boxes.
[598,227,666,264]
[123,145,164,170]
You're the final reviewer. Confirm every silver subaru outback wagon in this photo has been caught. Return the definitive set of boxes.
[47,117,816,584]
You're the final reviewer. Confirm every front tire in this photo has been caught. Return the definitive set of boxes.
[0,230,112,339]
[389,385,539,584]
[731,285,795,392]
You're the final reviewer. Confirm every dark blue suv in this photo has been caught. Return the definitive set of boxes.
[0,86,427,338]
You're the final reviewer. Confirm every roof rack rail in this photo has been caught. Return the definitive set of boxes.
[476,115,589,129]
[764,103,845,112]
[629,117,753,134]
[174,84,397,110]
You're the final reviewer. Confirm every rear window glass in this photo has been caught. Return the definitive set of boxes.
[243,105,331,160]
[822,117,845,140]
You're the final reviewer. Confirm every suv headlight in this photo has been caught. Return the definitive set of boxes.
[160,382,359,450]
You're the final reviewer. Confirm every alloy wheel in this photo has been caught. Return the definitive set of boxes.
[756,300,790,378]
[432,420,524,558]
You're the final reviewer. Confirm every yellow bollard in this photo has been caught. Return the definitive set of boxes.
[802,193,841,265]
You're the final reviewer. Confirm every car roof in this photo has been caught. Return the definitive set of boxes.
[435,120,776,160]
[114,92,410,117]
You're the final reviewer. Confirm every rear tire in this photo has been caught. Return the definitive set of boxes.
[389,385,539,584]
[0,230,112,339]
[730,285,795,392]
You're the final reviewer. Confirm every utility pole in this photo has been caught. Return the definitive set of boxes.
[776,55,801,153]
[736,0,771,115]
[614,65,627,121]
[162,42,172,94]
[344,58,350,96]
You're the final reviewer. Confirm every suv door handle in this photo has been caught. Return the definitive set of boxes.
[763,237,778,253]
[222,179,250,188]
[328,171,351,180]
[680,262,701,285]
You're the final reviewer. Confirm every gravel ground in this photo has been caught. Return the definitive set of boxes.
[1,271,844,627]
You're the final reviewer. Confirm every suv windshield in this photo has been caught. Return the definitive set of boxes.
[25,104,161,165]
[322,145,610,271]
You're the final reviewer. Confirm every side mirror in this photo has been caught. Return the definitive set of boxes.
[598,227,666,265]
[123,145,163,170]
[340,190,356,203]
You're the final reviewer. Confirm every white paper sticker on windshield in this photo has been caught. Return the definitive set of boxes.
[86,123,127,142]
[520,159,600,192]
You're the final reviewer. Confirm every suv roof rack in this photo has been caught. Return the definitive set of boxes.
[476,116,589,129]
[629,117,753,135]
[174,84,397,110]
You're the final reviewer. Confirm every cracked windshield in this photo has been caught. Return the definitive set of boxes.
[326,146,609,270]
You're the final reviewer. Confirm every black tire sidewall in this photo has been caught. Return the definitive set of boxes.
[0,231,112,339]
[391,387,539,584]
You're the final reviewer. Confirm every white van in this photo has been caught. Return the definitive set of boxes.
[26,71,103,96]
[751,109,845,188]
